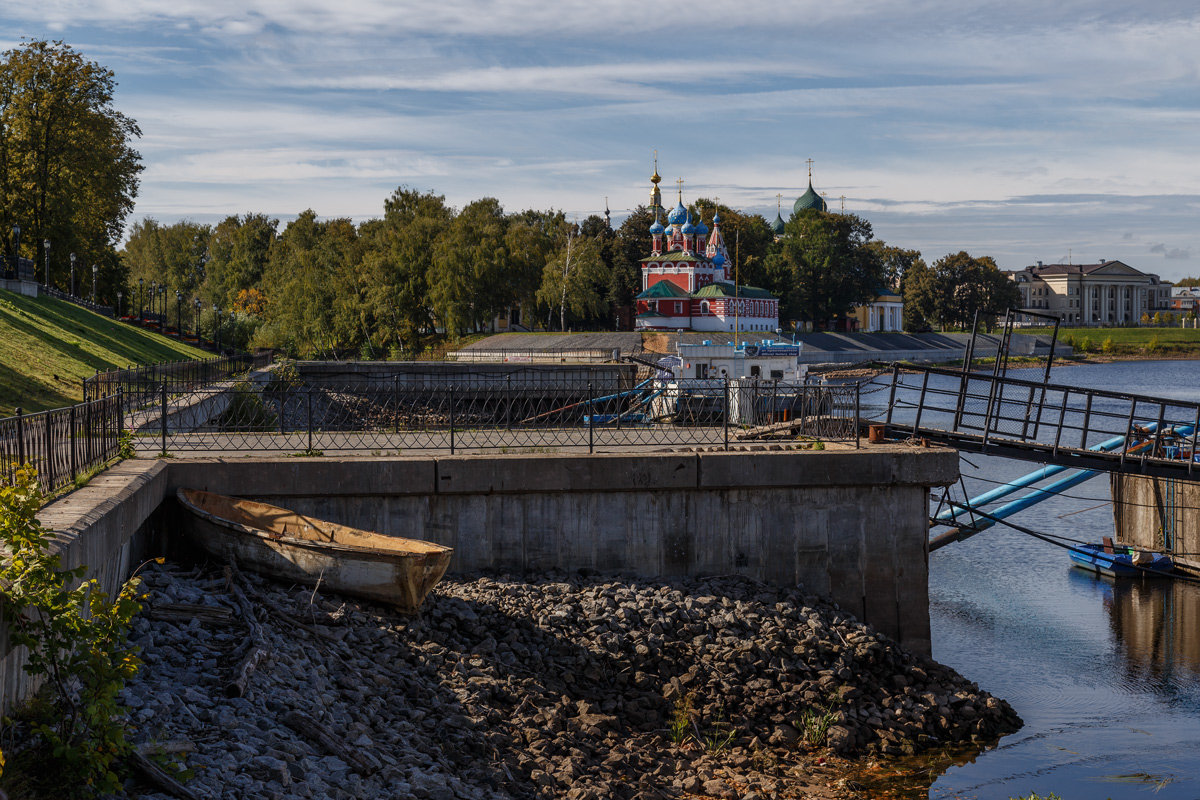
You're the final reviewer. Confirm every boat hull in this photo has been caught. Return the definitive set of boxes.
[177,489,452,612]
[1068,543,1174,578]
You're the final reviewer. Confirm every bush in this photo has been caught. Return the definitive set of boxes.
[1146,335,1160,354]
[1077,336,1092,353]
[0,467,145,796]
[1101,336,1113,354]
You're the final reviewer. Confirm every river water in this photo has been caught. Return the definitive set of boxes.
[862,359,1200,799]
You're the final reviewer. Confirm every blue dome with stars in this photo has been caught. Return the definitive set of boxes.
[649,218,665,234]
[713,252,725,267]
[681,220,695,235]
[694,220,709,236]
[667,200,688,225]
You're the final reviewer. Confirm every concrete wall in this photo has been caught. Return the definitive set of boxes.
[2,461,167,714]
[3,447,955,713]
[168,448,955,653]
[1112,473,1200,574]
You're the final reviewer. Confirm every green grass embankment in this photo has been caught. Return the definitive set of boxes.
[1022,325,1200,359]
[0,288,209,415]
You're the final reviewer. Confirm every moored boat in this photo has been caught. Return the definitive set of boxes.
[1068,538,1174,578]
[176,488,452,612]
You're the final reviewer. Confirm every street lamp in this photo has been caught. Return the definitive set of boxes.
[158,285,166,332]
[43,239,50,288]
[175,290,181,335]
[138,277,144,319]
[91,264,98,304]
[8,224,18,279]
[214,305,222,354]
[69,252,76,296]
[117,291,123,317]
[193,298,201,342]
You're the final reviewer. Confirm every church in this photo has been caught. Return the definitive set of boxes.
[634,165,780,332]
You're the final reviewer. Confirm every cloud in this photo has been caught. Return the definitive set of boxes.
[1150,243,1192,259]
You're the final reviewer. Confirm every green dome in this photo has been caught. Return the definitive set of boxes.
[770,212,786,235]
[793,180,827,214]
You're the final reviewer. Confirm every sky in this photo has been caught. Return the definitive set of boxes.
[4,1,1200,279]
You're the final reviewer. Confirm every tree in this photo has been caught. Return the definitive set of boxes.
[865,241,924,293]
[1175,277,1200,287]
[505,208,569,326]
[429,198,511,335]
[691,199,774,290]
[120,218,210,325]
[204,213,277,308]
[536,230,607,330]
[763,210,886,327]
[0,40,141,302]
[904,251,1021,330]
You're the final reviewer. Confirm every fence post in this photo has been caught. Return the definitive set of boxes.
[161,381,168,454]
[16,407,25,468]
[855,382,861,449]
[393,375,400,435]
[307,388,314,453]
[69,404,77,484]
[723,378,729,451]
[45,411,55,490]
[449,384,456,455]
[588,381,594,454]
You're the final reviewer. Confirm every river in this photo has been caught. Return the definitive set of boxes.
[862,359,1200,799]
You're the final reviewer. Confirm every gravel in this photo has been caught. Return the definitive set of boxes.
[116,563,1021,799]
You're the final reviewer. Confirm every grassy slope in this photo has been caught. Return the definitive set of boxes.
[1023,325,1200,357]
[0,288,209,415]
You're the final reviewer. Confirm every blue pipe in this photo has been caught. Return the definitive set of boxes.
[951,424,1194,535]
[935,428,1149,523]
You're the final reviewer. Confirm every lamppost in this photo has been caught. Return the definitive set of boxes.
[158,285,166,333]
[43,239,50,288]
[214,305,222,354]
[91,264,98,304]
[175,290,181,335]
[8,224,18,279]
[193,298,201,342]
[69,252,76,297]
[116,291,123,317]
[138,277,144,320]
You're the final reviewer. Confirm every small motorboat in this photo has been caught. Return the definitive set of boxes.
[1068,537,1174,578]
[176,488,452,612]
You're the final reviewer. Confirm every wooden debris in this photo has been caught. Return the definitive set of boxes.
[283,710,380,776]
[127,750,204,800]
[226,645,268,698]
[146,603,234,626]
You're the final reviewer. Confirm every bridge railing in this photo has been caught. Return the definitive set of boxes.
[122,373,862,454]
[884,364,1200,476]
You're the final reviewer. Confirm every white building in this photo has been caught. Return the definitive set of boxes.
[1006,260,1173,325]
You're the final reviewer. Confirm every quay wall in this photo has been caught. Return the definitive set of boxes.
[1112,473,1200,574]
[3,447,956,713]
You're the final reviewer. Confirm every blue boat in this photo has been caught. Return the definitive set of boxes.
[1068,540,1174,578]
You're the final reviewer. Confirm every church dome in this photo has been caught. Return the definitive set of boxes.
[712,209,721,225]
[693,220,708,236]
[713,252,725,267]
[649,218,664,234]
[793,180,827,214]
[681,220,695,235]
[667,200,688,225]
[771,212,786,235]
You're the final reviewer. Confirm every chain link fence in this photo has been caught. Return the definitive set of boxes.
[127,371,862,454]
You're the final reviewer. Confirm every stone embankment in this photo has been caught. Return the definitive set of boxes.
[119,564,1020,799]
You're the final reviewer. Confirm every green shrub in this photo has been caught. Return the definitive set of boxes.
[0,467,145,797]
[1101,336,1113,354]
[1077,336,1092,353]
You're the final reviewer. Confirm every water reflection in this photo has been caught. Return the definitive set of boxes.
[1097,574,1200,688]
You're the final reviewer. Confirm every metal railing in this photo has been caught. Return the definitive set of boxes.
[446,349,619,364]
[1,394,124,494]
[883,364,1200,477]
[35,284,114,317]
[125,373,862,454]
[83,353,272,413]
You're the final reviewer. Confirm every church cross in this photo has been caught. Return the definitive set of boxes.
[805,158,814,178]
[776,192,782,212]
[676,177,685,199]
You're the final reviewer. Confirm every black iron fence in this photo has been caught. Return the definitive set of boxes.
[1,394,124,494]
[36,284,114,317]
[83,353,272,413]
[125,372,861,454]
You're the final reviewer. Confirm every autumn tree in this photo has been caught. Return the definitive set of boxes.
[0,40,141,302]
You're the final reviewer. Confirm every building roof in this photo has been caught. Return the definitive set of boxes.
[635,281,692,299]
[1017,260,1141,277]
[771,212,786,235]
[693,281,776,300]
[640,251,711,264]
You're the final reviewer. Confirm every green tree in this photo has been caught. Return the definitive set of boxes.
[691,199,774,290]
[1175,276,1200,287]
[120,218,209,326]
[865,241,924,293]
[429,198,511,335]
[0,40,141,303]
[904,251,1020,330]
[764,210,886,327]
[204,213,277,308]
[536,231,607,330]
[359,187,452,354]
[505,208,570,326]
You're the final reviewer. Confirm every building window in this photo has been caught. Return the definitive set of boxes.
[700,301,710,314]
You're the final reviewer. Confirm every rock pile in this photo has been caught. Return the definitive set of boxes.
[120,565,1020,799]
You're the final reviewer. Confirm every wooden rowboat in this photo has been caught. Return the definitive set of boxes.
[176,488,452,612]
